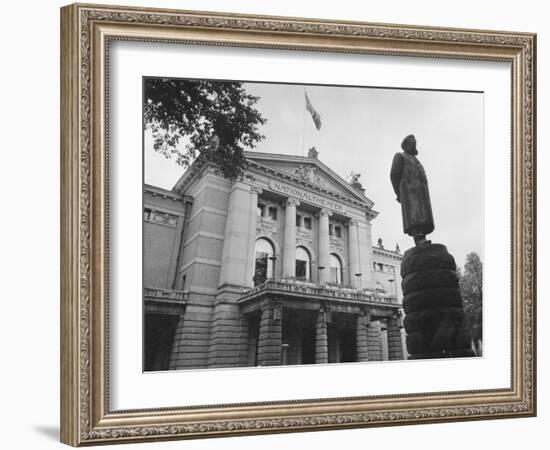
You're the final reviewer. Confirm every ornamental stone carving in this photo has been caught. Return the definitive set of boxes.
[292,164,328,188]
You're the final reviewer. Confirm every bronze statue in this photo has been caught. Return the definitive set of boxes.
[390,135,434,245]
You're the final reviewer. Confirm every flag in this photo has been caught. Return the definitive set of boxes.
[305,91,322,130]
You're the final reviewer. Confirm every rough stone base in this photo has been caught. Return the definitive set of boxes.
[169,305,213,370]
[402,243,476,359]
[207,301,248,368]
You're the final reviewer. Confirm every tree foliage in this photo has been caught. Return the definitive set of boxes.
[458,252,483,342]
[144,78,266,179]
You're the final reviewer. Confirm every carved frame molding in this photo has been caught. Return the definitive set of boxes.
[61,3,536,446]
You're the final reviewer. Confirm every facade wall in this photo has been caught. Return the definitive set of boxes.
[143,187,190,289]
[372,245,403,303]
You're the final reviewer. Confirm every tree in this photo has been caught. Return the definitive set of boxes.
[458,252,483,348]
[144,78,266,179]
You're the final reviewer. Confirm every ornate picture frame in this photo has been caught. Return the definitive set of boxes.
[60,3,536,446]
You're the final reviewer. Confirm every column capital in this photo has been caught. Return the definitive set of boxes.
[319,208,332,217]
[360,308,372,325]
[392,309,404,328]
[348,219,359,227]
[262,298,283,321]
[319,305,332,324]
[286,198,300,207]
[250,185,263,195]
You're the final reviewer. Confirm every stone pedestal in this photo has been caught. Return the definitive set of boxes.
[401,243,476,359]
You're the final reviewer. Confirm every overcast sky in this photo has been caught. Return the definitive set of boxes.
[145,81,484,270]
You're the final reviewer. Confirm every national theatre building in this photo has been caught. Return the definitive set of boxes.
[144,149,406,371]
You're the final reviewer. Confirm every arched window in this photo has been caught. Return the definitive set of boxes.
[254,238,274,286]
[295,246,311,281]
[330,254,343,285]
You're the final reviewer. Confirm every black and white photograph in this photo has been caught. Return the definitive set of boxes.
[142,78,483,372]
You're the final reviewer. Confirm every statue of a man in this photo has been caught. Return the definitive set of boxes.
[390,135,434,245]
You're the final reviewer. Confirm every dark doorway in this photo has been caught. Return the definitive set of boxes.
[301,325,316,364]
[144,314,179,371]
[340,327,357,362]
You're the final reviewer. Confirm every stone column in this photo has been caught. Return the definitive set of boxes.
[257,301,282,366]
[318,209,332,284]
[358,215,376,289]
[237,314,250,367]
[315,309,328,364]
[387,314,404,360]
[348,220,361,288]
[366,320,383,361]
[356,310,370,362]
[244,186,262,288]
[282,198,299,278]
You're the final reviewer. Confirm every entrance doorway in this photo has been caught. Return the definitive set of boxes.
[327,313,357,363]
[281,309,317,365]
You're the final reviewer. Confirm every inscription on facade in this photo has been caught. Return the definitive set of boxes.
[269,180,344,212]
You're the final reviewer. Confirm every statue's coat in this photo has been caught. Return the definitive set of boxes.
[390,152,434,236]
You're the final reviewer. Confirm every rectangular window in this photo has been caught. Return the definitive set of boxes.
[304,217,312,230]
[268,206,277,220]
[296,214,302,227]
[329,224,333,236]
[334,226,342,238]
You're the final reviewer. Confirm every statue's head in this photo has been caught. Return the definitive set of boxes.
[401,134,418,155]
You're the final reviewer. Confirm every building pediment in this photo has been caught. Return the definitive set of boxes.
[244,151,374,208]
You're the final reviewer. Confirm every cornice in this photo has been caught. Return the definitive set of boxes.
[144,184,192,203]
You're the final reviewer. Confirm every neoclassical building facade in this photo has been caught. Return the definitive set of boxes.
[144,150,405,371]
